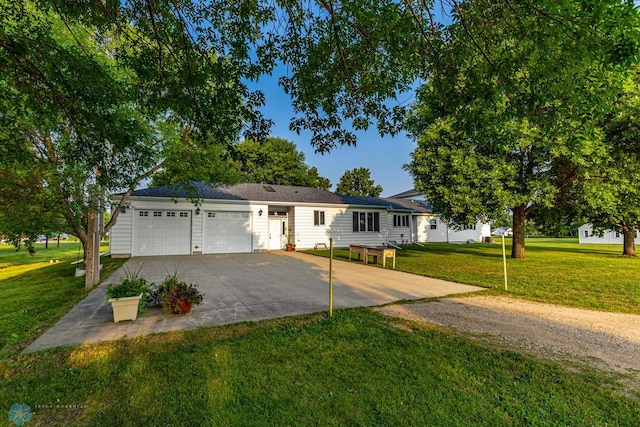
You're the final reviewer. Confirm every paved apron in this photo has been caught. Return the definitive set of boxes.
[24,251,484,353]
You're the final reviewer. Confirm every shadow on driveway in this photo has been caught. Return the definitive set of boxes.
[25,251,484,353]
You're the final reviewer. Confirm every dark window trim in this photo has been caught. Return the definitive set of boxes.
[352,211,380,232]
[314,210,325,226]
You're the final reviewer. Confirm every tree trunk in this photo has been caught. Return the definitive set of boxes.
[57,234,60,248]
[84,210,100,291]
[623,228,636,256]
[45,235,49,249]
[511,204,527,259]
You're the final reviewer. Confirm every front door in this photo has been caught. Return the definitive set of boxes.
[268,219,286,250]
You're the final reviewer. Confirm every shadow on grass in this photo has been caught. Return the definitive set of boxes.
[0,256,126,358]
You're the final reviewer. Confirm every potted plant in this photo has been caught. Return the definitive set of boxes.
[105,265,150,323]
[286,231,295,252]
[159,272,203,314]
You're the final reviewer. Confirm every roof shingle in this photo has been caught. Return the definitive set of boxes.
[125,182,426,212]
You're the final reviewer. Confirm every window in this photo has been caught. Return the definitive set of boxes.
[584,230,588,238]
[463,224,477,231]
[393,215,409,227]
[153,211,162,217]
[208,212,215,218]
[314,210,325,226]
[615,231,620,238]
[352,211,380,232]
[179,212,189,218]
[166,212,175,217]
[139,211,148,217]
[430,219,437,230]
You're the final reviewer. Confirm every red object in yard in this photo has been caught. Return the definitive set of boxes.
[177,299,192,314]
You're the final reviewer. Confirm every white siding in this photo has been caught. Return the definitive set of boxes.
[414,215,490,243]
[111,198,270,257]
[253,204,269,251]
[110,208,133,257]
[387,212,413,244]
[292,206,391,249]
[335,208,389,248]
[578,224,640,244]
[415,215,448,242]
[292,206,345,249]
[448,222,490,242]
[192,210,203,253]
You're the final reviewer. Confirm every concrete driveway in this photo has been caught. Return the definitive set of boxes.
[25,251,484,353]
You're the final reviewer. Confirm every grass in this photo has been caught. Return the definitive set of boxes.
[1,238,639,425]
[1,310,639,426]
[309,238,640,314]
[0,242,125,359]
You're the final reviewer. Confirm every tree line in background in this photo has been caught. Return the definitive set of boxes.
[1,0,639,290]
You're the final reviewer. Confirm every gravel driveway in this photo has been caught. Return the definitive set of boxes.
[377,296,640,380]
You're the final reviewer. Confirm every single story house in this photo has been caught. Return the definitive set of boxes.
[578,223,640,244]
[388,189,491,244]
[109,183,491,257]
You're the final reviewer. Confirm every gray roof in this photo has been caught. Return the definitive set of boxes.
[125,182,427,212]
[388,188,423,199]
[382,198,432,214]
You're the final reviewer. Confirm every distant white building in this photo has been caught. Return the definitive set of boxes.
[388,189,491,244]
[578,223,640,244]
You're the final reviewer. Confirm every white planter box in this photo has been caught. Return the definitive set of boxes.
[108,294,143,323]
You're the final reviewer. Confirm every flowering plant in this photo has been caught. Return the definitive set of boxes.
[159,274,203,314]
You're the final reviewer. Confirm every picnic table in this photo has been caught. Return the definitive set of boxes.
[349,244,396,268]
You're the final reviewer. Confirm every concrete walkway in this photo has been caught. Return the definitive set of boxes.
[25,252,484,353]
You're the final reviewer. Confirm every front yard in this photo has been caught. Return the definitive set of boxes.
[310,238,640,314]
[0,239,639,425]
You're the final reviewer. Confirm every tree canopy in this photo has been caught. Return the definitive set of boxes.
[575,66,640,256]
[405,0,640,259]
[2,0,640,285]
[336,167,382,197]
[232,137,331,189]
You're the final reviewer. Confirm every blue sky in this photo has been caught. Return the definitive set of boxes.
[251,72,417,198]
[247,4,457,197]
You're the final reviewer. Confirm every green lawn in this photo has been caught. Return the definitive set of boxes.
[1,310,639,426]
[1,239,639,426]
[0,242,125,359]
[310,238,640,314]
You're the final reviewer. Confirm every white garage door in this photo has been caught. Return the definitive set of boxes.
[134,210,191,256]
[204,211,253,253]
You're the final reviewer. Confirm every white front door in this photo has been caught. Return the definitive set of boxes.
[268,219,286,250]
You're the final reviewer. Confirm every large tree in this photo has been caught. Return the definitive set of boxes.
[336,167,382,197]
[579,66,640,256]
[0,1,276,288]
[234,137,331,189]
[3,0,639,285]
[404,0,639,259]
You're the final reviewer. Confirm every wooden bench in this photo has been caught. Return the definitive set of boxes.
[314,243,328,250]
[349,244,396,268]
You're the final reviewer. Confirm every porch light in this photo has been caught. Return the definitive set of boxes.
[195,207,201,215]
[258,209,263,216]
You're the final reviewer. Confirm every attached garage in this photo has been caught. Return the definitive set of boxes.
[203,211,253,254]
[133,210,192,256]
